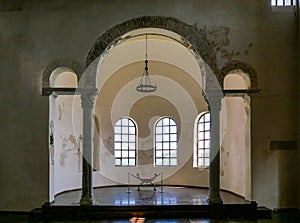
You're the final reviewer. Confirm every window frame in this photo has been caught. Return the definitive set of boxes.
[195,112,211,168]
[271,0,296,6]
[154,117,178,166]
[114,117,137,167]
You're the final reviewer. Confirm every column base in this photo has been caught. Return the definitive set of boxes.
[207,196,223,204]
[80,196,95,206]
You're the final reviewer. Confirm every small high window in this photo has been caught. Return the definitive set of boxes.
[114,118,137,166]
[271,0,296,6]
[154,117,177,166]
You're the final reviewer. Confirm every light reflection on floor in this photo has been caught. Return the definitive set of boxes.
[114,190,180,206]
[54,186,235,206]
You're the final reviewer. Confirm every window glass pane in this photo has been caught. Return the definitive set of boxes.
[205,113,210,122]
[128,126,135,134]
[170,142,177,149]
[198,123,204,130]
[170,150,177,157]
[115,143,121,149]
[115,126,121,133]
[115,150,121,157]
[129,151,135,157]
[163,134,170,141]
[199,141,204,148]
[156,127,162,134]
[271,0,276,5]
[198,132,202,140]
[169,118,176,126]
[121,135,128,142]
[163,142,170,149]
[121,143,128,150]
[128,120,134,127]
[129,135,135,142]
[155,143,162,149]
[199,159,204,166]
[121,118,128,125]
[170,158,177,166]
[205,132,210,139]
[128,159,135,166]
[205,150,209,157]
[156,158,162,166]
[163,158,169,166]
[170,125,176,133]
[122,151,128,157]
[199,149,204,157]
[205,158,210,166]
[156,120,163,127]
[205,122,210,130]
[170,134,176,141]
[128,143,135,150]
[163,151,170,157]
[205,141,210,148]
[163,126,170,134]
[122,127,128,134]
[156,134,162,142]
[156,150,162,157]
[115,134,121,141]
[122,159,128,166]
[278,0,283,5]
[115,159,121,166]
[163,118,170,125]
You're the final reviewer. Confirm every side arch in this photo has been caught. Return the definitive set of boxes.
[219,60,258,89]
[42,59,84,88]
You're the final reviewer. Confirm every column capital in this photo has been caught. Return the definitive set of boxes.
[80,88,98,109]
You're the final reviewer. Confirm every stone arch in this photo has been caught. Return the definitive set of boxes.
[42,59,84,88]
[219,60,258,89]
[86,16,217,74]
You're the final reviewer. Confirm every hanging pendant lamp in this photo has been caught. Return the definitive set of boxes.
[136,35,157,93]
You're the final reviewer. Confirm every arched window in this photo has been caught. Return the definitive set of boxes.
[154,117,177,166]
[114,117,137,166]
[195,112,210,168]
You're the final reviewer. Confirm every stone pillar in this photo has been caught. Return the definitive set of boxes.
[207,92,223,204]
[80,89,97,205]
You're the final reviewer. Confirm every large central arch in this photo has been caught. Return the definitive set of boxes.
[86,16,217,73]
[78,16,225,205]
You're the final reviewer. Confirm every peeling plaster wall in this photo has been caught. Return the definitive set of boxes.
[220,97,251,199]
[52,95,82,197]
[0,0,298,211]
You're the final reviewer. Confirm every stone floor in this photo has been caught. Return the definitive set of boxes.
[53,186,249,206]
[1,186,299,223]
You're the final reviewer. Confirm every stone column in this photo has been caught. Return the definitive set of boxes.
[80,89,97,205]
[207,92,223,204]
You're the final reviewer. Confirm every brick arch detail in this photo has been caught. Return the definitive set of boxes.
[86,16,217,74]
[42,59,84,88]
[219,60,258,89]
